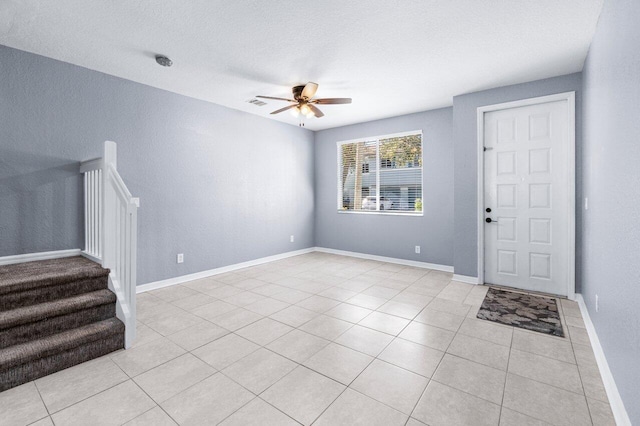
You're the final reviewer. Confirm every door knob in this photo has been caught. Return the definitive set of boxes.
[486,218,495,223]
[485,208,491,213]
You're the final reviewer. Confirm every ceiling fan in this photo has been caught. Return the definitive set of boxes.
[256,82,352,120]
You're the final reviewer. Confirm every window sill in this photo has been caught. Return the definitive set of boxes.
[337,210,424,217]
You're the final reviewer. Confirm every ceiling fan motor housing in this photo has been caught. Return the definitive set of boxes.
[292,85,306,100]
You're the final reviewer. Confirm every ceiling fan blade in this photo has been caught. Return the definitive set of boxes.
[301,82,318,99]
[313,98,352,104]
[256,95,296,102]
[308,104,324,118]
[270,104,298,115]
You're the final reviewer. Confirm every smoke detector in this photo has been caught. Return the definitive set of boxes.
[155,55,173,67]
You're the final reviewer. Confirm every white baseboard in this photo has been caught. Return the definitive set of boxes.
[314,247,454,272]
[452,274,481,285]
[80,251,102,264]
[138,246,455,293]
[137,247,316,293]
[576,294,631,426]
[0,249,82,266]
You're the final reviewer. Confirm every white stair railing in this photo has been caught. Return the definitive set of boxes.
[80,141,139,348]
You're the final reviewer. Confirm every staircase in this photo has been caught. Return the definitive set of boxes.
[0,256,124,391]
[0,141,138,392]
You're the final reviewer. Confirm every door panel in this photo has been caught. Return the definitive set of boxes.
[483,100,569,296]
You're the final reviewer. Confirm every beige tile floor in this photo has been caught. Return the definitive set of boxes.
[1,252,616,426]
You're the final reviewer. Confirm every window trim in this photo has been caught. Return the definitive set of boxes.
[336,130,424,216]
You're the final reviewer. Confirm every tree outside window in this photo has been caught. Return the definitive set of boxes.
[339,132,422,214]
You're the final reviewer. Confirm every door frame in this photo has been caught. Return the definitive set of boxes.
[476,92,576,299]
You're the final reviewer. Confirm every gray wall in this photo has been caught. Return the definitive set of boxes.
[0,46,315,285]
[581,0,640,421]
[451,73,583,280]
[3,8,638,420]
[314,108,454,266]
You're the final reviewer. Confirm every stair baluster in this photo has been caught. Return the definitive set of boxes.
[80,141,138,348]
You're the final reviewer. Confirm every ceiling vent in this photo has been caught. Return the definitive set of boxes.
[246,98,267,107]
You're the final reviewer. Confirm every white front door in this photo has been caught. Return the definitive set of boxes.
[483,98,572,296]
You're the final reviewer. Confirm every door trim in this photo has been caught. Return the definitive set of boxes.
[476,92,576,299]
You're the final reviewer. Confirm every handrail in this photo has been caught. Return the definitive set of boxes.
[80,141,138,348]
[108,163,136,204]
[79,158,103,173]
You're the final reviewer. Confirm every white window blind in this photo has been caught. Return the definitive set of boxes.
[338,131,423,215]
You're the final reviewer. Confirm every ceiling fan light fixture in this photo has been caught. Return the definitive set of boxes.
[290,106,300,117]
[299,103,311,116]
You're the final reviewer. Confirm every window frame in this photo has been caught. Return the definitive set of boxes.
[336,130,424,217]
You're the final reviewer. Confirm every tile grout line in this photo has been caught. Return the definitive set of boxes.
[406,339,448,423]
[214,394,302,425]
[565,305,597,426]
[32,379,52,417]
[41,376,132,420]
[109,334,228,421]
[508,344,580,367]
[126,377,184,425]
[478,346,592,398]
[33,357,132,419]
[497,326,514,424]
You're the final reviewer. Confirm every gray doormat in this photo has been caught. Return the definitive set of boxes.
[477,287,564,337]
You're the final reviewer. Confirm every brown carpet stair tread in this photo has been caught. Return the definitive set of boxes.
[0,256,124,391]
[0,256,109,294]
[0,317,124,371]
[0,289,116,330]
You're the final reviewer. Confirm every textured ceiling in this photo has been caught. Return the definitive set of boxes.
[0,0,603,130]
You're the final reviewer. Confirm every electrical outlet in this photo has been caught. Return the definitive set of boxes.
[177,253,184,264]
[585,197,589,210]
[595,294,599,312]
[290,235,295,243]
[415,245,421,254]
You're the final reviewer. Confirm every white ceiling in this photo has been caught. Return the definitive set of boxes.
[0,0,603,131]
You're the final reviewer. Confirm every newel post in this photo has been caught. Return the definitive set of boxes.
[102,141,117,269]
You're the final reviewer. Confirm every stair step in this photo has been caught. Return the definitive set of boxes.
[0,290,117,348]
[0,318,124,391]
[0,256,110,311]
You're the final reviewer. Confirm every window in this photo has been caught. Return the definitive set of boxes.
[338,131,422,215]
